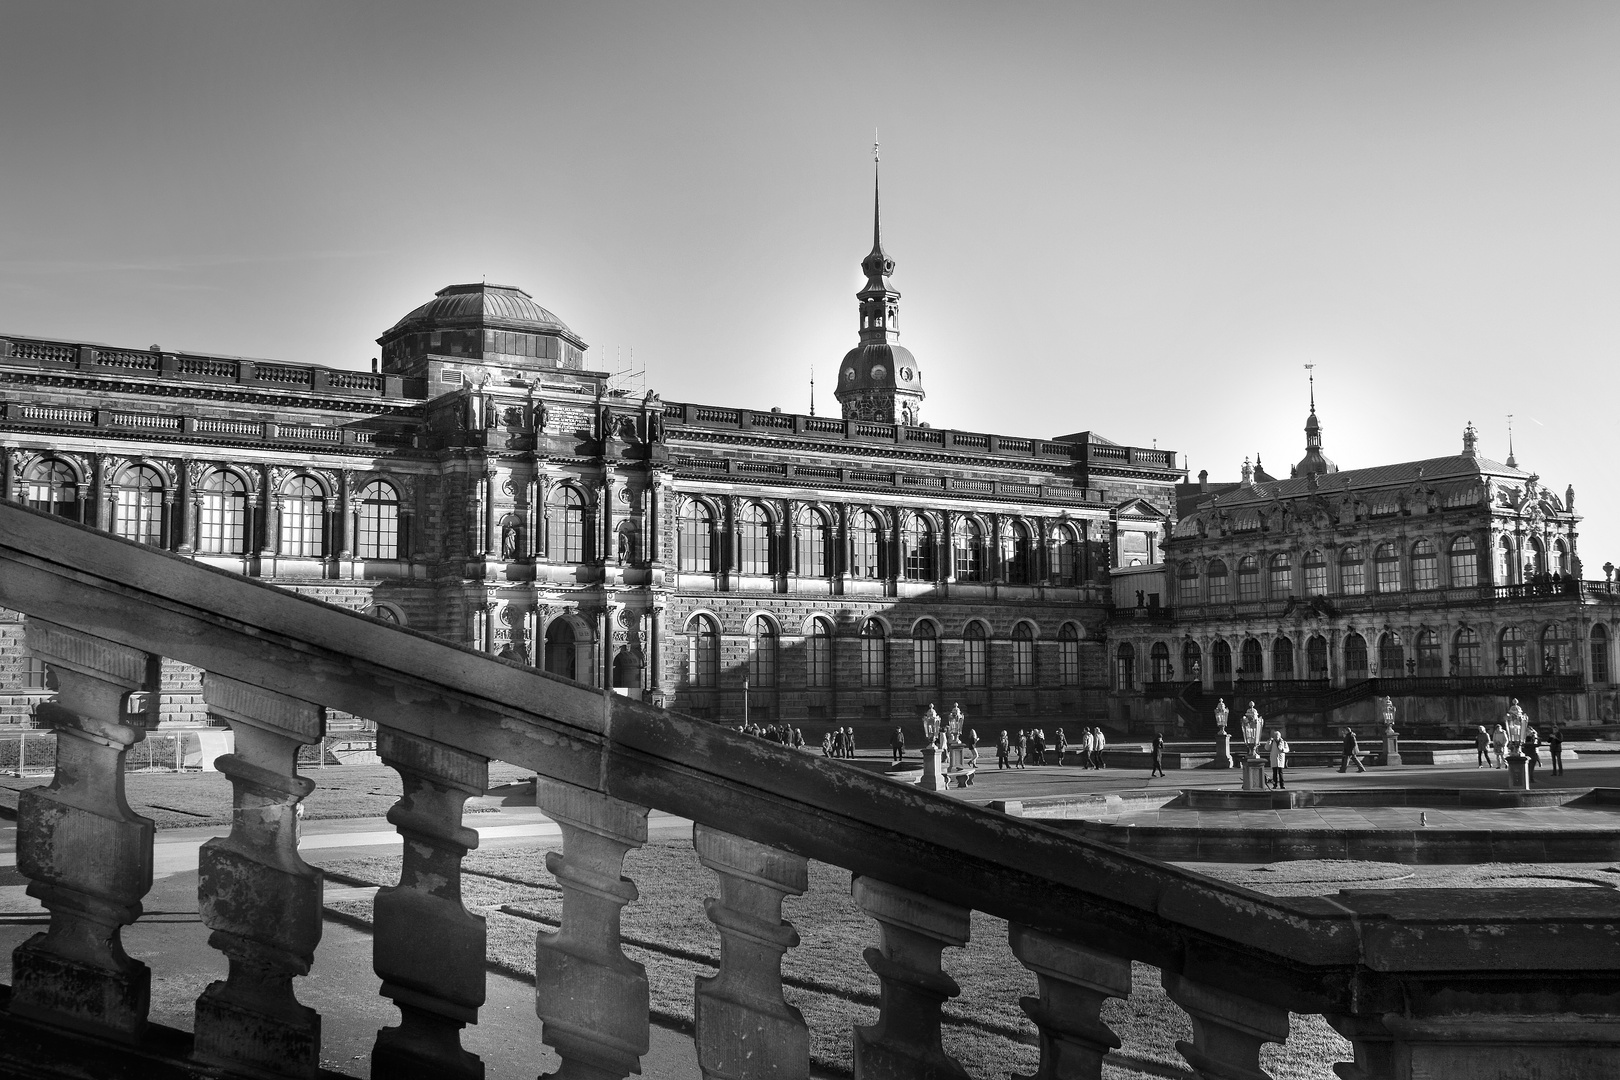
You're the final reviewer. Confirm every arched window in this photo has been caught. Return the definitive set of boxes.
[680,501,716,573]
[1269,554,1292,598]
[355,481,400,559]
[1114,642,1135,691]
[1375,543,1401,593]
[737,503,772,575]
[1554,538,1570,575]
[954,519,984,582]
[1239,637,1263,679]
[1454,627,1481,676]
[1416,629,1441,676]
[1542,623,1573,675]
[26,460,80,519]
[687,616,719,687]
[904,516,935,581]
[198,471,247,555]
[963,620,990,687]
[1410,540,1439,591]
[1306,635,1328,680]
[555,487,587,564]
[1302,550,1327,596]
[1525,536,1546,580]
[545,620,577,681]
[1059,623,1081,686]
[278,476,325,558]
[860,619,887,687]
[796,509,829,578]
[1273,636,1294,679]
[1211,639,1233,685]
[1054,527,1080,586]
[1012,623,1036,686]
[1237,557,1260,602]
[851,511,883,580]
[1344,633,1368,680]
[1207,559,1230,604]
[805,617,833,688]
[1150,640,1171,683]
[1182,639,1202,681]
[749,617,777,687]
[1178,563,1201,604]
[1497,535,1515,585]
[1340,545,1366,595]
[1592,624,1611,685]
[1378,631,1404,677]
[1006,521,1034,585]
[913,622,938,687]
[1449,536,1478,588]
[612,649,643,689]
[1500,627,1527,675]
[113,465,165,545]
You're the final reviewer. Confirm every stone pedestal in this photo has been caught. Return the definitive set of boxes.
[1215,733,1232,770]
[1241,756,1266,791]
[1507,752,1531,790]
[1383,733,1402,767]
[919,747,946,791]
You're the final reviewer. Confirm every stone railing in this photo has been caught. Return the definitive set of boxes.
[1,500,1618,1080]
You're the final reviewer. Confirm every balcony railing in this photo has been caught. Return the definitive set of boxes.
[1,499,1617,1080]
[1177,578,1620,618]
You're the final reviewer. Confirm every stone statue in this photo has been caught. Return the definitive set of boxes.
[1382,696,1397,735]
[1505,698,1528,749]
[946,702,965,744]
[500,518,520,561]
[921,704,940,741]
[1214,698,1229,734]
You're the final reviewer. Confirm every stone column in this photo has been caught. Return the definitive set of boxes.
[1008,924,1132,1080]
[193,674,326,1078]
[692,826,810,1080]
[337,468,353,561]
[484,466,499,559]
[1162,971,1289,1080]
[651,605,667,702]
[534,779,651,1080]
[850,876,971,1080]
[10,620,154,1041]
[373,728,491,1080]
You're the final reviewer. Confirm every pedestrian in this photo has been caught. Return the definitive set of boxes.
[1525,725,1542,778]
[1056,727,1068,766]
[1550,726,1564,776]
[1079,726,1094,768]
[966,728,980,766]
[1338,727,1366,773]
[1093,726,1107,769]
[846,727,857,757]
[1015,728,1028,769]
[1151,731,1166,777]
[997,729,1010,770]
[1267,729,1290,789]
[1030,727,1045,766]
[891,726,906,763]
[821,731,833,756]
[792,727,805,750]
[1474,725,1491,768]
[1491,724,1508,769]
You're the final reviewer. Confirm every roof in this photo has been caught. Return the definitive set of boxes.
[1204,453,1528,510]
[379,283,578,343]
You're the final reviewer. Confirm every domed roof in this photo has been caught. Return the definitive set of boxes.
[839,342,920,392]
[380,283,578,342]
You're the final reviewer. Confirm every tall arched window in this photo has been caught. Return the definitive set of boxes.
[904,516,935,581]
[1054,527,1080,586]
[1454,627,1481,676]
[1497,535,1515,585]
[1182,639,1202,681]
[1007,521,1034,585]
[1207,559,1230,604]
[1416,629,1441,675]
[1149,640,1171,683]
[279,476,325,557]
[954,519,984,582]
[1178,563,1201,604]
[1592,624,1611,685]
[545,620,577,681]
[1542,623,1573,675]
[1059,623,1081,686]
[1237,557,1260,602]
[680,501,716,573]
[113,465,165,545]
[1500,627,1527,675]
[1378,631,1404,677]
[1340,545,1366,595]
[796,509,829,577]
[1449,536,1478,588]
[1344,633,1368,680]
[1525,536,1546,580]
[1269,553,1292,598]
[198,471,247,555]
[1012,623,1036,686]
[688,616,720,687]
[806,617,833,688]
[1114,643,1135,691]
[556,487,587,564]
[1306,635,1328,680]
[1302,550,1327,596]
[748,617,777,687]
[1273,636,1294,679]
[964,621,989,687]
[851,511,883,580]
[355,481,400,559]
[26,460,80,519]
[860,619,887,687]
[1410,540,1439,591]
[913,621,938,687]
[1239,637,1263,679]
[737,503,772,575]
[1554,538,1570,575]
[1211,639,1233,685]
[1375,544,1401,592]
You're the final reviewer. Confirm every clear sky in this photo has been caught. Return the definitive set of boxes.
[3,2,1618,561]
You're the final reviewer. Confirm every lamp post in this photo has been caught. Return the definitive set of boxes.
[1239,701,1267,791]
[1504,698,1531,789]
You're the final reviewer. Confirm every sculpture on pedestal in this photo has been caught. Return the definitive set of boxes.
[1240,702,1264,760]
[1382,696,1397,736]
[921,704,940,744]
[1214,699,1229,735]
[1213,698,1232,769]
[945,703,965,747]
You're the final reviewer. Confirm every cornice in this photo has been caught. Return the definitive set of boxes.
[0,368,422,419]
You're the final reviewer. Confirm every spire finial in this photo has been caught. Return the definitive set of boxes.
[809,366,816,417]
[1506,414,1517,468]
[1305,362,1316,413]
[872,129,882,252]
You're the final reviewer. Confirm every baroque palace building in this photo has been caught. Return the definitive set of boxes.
[0,179,1182,734]
[1108,395,1620,736]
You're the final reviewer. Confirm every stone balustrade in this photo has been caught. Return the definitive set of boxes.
[3,498,1620,1080]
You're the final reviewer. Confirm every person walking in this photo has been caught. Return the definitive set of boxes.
[1550,726,1565,776]
[997,729,1010,770]
[891,727,906,763]
[1525,725,1542,778]
[1267,729,1290,789]
[1093,726,1108,769]
[1056,727,1068,766]
[1150,731,1166,777]
[1030,728,1045,766]
[966,728,980,766]
[1491,723,1508,768]
[792,727,805,750]
[1079,727,1094,769]
[1475,725,1491,768]
[1015,728,1028,769]
[846,727,857,757]
[1338,727,1366,773]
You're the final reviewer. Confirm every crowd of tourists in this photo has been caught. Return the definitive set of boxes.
[994,726,1111,770]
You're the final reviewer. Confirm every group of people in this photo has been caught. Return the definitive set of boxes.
[995,726,1110,770]
[1473,717,1564,775]
[822,727,858,757]
[737,721,806,749]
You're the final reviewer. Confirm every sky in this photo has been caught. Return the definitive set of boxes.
[3,2,1618,559]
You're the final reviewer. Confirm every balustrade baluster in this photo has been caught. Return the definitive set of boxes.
[1162,971,1289,1080]
[692,825,810,1080]
[192,673,325,1079]
[10,620,155,1040]
[850,876,971,1080]
[1324,1014,1393,1080]
[534,778,651,1080]
[1007,924,1131,1080]
[372,727,491,1080]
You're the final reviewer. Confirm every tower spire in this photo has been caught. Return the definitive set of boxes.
[1506,414,1517,468]
[1306,362,1316,413]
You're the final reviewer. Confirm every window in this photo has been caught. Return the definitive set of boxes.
[860,619,887,687]
[1269,554,1292,598]
[1306,635,1328,680]
[1593,625,1611,684]
[198,471,247,555]
[1240,638,1263,679]
[806,618,833,688]
[1500,628,1526,675]
[1542,623,1573,675]
[851,512,882,580]
[1273,637,1294,679]
[688,616,719,687]
[1344,633,1368,680]
[1455,627,1481,676]
[355,481,400,559]
[22,656,56,691]
[1012,623,1035,686]
[1179,563,1200,604]
[1007,521,1034,585]
[680,501,715,573]
[1182,639,1202,681]
[113,466,164,545]
[1237,557,1260,601]
[1211,639,1233,684]
[1340,546,1366,595]
[954,520,984,581]
[1416,629,1441,676]
[1058,623,1080,686]
[1207,559,1230,604]
[544,620,576,681]
[1054,527,1080,586]
[964,621,989,687]
[1302,550,1327,596]
[1375,544,1401,592]
[796,509,829,577]
[737,503,772,575]
[913,622,938,687]
[1554,538,1570,575]
[1449,536,1478,588]
[1378,631,1404,677]
[1525,536,1546,580]
[1150,641,1171,683]
[556,487,587,564]
[749,617,777,687]
[1410,540,1439,591]
[25,459,79,519]
[904,517,935,581]
[1114,643,1135,691]
[279,476,325,558]
[1497,535,1515,585]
